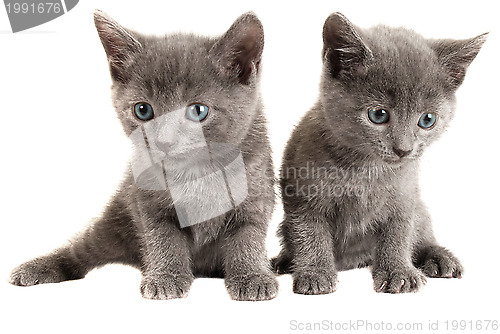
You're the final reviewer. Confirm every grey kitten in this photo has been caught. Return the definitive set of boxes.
[272,12,487,294]
[10,10,278,301]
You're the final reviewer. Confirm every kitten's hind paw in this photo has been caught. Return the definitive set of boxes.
[292,270,338,295]
[10,257,78,286]
[417,246,463,278]
[140,274,193,300]
[225,272,278,301]
[372,267,426,294]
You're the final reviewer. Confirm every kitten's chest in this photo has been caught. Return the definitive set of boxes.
[323,168,391,205]
[335,184,389,232]
[324,165,416,228]
[140,194,227,245]
[315,169,398,227]
[188,215,227,246]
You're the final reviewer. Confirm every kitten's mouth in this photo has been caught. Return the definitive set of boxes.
[382,156,407,165]
[163,149,210,169]
[156,144,208,160]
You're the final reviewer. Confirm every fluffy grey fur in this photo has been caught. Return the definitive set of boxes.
[10,10,278,301]
[272,12,487,294]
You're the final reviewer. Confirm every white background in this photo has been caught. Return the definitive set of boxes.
[1,0,499,333]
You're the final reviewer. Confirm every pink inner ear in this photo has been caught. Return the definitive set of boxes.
[213,13,264,85]
[233,34,262,83]
[322,13,372,78]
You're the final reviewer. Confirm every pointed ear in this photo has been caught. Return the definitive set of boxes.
[94,10,142,82]
[430,32,488,88]
[210,12,264,85]
[322,12,373,78]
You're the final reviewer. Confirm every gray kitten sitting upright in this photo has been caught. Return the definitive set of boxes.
[273,13,487,294]
[10,11,278,301]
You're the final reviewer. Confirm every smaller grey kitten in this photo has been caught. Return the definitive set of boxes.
[10,11,278,301]
[273,13,487,294]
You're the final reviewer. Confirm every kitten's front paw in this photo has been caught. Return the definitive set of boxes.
[140,274,193,300]
[292,270,338,295]
[10,258,72,286]
[372,267,426,294]
[225,272,278,301]
[418,247,463,278]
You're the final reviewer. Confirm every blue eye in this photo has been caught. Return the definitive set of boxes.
[418,113,437,129]
[185,103,209,122]
[368,108,390,124]
[134,102,154,121]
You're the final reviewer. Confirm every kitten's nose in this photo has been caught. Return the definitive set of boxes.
[155,140,174,153]
[393,147,412,158]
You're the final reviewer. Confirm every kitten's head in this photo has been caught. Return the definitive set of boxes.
[94,10,264,164]
[320,12,487,166]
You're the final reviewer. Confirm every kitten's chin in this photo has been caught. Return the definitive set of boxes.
[381,156,407,167]
[381,155,420,167]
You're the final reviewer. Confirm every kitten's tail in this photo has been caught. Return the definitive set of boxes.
[271,253,293,275]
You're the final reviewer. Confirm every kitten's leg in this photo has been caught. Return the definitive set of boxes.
[139,219,194,300]
[10,247,84,286]
[283,213,338,295]
[372,209,427,294]
[412,206,463,278]
[10,199,141,286]
[222,218,278,301]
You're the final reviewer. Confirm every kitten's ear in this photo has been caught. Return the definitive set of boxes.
[94,10,142,82]
[430,33,488,88]
[210,12,264,85]
[322,12,373,78]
